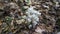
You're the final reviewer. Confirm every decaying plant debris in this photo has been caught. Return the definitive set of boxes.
[0,0,60,34]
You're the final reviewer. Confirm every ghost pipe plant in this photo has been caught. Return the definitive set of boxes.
[26,6,41,28]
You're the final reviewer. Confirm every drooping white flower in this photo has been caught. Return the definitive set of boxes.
[27,18,31,22]
[28,24,32,29]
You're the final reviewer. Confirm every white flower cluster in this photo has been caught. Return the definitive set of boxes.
[26,6,41,26]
